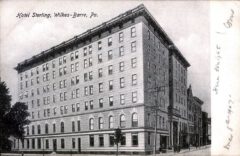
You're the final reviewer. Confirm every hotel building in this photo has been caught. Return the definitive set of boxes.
[13,4,190,154]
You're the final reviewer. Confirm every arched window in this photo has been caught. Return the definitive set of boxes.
[37,125,41,134]
[109,116,114,129]
[60,122,64,133]
[132,113,138,127]
[99,117,103,129]
[45,124,48,134]
[89,118,94,130]
[32,125,35,135]
[26,126,29,135]
[120,114,126,128]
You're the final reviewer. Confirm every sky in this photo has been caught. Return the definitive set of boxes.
[0,0,210,115]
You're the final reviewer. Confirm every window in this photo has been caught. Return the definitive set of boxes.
[89,72,93,80]
[132,91,137,103]
[120,114,126,128]
[132,74,137,85]
[36,67,39,74]
[61,139,65,149]
[61,122,64,133]
[109,80,113,90]
[45,124,48,134]
[72,121,75,132]
[108,65,113,75]
[89,45,92,54]
[89,118,94,130]
[84,59,88,68]
[108,37,112,46]
[109,134,115,146]
[72,138,76,149]
[119,32,123,42]
[120,94,125,105]
[99,135,104,147]
[71,53,74,61]
[63,56,66,64]
[147,30,150,40]
[72,104,76,112]
[99,98,103,108]
[37,125,41,134]
[121,134,126,146]
[36,77,39,84]
[147,132,151,145]
[84,73,88,82]
[90,100,93,109]
[76,88,80,98]
[98,54,102,63]
[131,41,136,52]
[32,138,35,149]
[37,138,41,149]
[99,83,103,93]
[83,47,87,56]
[119,46,124,56]
[89,135,94,147]
[99,117,103,129]
[108,50,113,60]
[85,101,88,110]
[132,113,138,127]
[45,139,49,149]
[109,96,113,106]
[120,77,125,88]
[98,41,102,50]
[109,116,114,129]
[76,103,80,112]
[119,62,124,72]
[131,27,136,37]
[89,85,93,95]
[89,57,93,67]
[64,106,68,114]
[132,133,138,146]
[77,120,81,131]
[75,51,79,59]
[131,57,137,68]
[52,71,56,79]
[84,87,88,96]
[32,125,35,135]
[75,62,79,71]
[27,139,30,149]
[53,123,56,133]
[26,126,29,135]
[98,68,103,77]
[63,66,67,75]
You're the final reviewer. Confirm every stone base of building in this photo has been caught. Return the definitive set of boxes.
[10,150,155,155]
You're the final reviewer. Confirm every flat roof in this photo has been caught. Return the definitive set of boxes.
[15,4,190,72]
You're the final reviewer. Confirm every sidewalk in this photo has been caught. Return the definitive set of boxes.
[158,145,211,156]
[0,145,211,156]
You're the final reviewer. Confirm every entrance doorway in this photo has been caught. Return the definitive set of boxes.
[53,139,57,151]
[160,136,167,149]
[78,138,81,153]
[173,121,178,146]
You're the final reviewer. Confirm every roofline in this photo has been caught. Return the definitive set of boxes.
[193,96,204,105]
[15,4,190,71]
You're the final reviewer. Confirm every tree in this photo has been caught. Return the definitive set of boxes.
[0,81,30,152]
[114,128,123,156]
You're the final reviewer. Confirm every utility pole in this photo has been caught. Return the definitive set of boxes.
[148,85,165,156]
